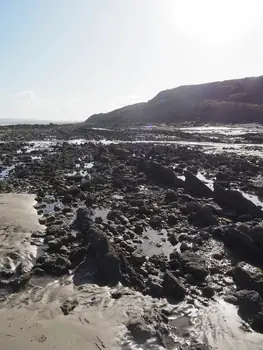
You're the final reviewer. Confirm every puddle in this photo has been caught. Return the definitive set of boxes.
[92,208,110,221]
[140,228,174,257]
[0,165,16,180]
[112,194,124,200]
[65,162,94,177]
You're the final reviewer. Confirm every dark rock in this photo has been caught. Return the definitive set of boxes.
[163,271,186,300]
[165,190,178,202]
[134,224,144,235]
[149,215,162,228]
[62,193,74,204]
[180,343,211,350]
[32,267,45,276]
[0,270,14,278]
[48,239,62,252]
[168,214,178,226]
[16,260,32,275]
[250,225,263,247]
[111,291,123,299]
[169,233,178,245]
[202,286,215,298]
[252,312,263,333]
[184,171,213,198]
[180,242,191,252]
[146,161,182,187]
[60,298,79,315]
[235,289,263,333]
[8,273,31,292]
[80,180,92,191]
[76,222,122,285]
[189,205,218,228]
[180,251,208,281]
[232,262,263,295]
[168,258,179,271]
[131,251,146,267]
[127,317,156,344]
[185,273,196,284]
[107,209,122,221]
[66,174,83,183]
[74,207,93,232]
[214,184,263,218]
[36,254,71,276]
[219,225,260,259]
[224,294,238,305]
[235,289,263,315]
[148,279,163,298]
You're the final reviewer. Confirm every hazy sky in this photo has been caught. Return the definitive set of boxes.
[0,0,263,122]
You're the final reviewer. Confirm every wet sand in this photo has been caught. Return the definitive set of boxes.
[0,193,44,274]
[0,306,121,350]
[0,194,123,350]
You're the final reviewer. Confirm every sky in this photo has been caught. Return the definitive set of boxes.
[0,0,263,122]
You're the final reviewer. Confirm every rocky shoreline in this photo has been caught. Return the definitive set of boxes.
[1,126,263,348]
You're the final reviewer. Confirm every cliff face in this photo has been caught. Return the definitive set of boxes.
[86,76,263,126]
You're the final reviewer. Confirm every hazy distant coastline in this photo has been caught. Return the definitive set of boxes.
[0,119,69,125]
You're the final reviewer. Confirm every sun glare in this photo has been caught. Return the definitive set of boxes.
[173,0,263,45]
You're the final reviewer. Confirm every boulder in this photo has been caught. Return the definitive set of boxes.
[74,207,93,232]
[232,262,263,295]
[146,161,184,187]
[189,205,218,228]
[168,214,178,226]
[162,271,186,300]
[180,251,208,281]
[184,171,213,198]
[214,184,263,218]
[235,289,263,333]
[202,286,215,298]
[165,190,178,202]
[107,209,122,221]
[252,312,263,333]
[80,180,91,191]
[235,289,263,316]
[249,225,263,248]
[219,225,262,260]
[148,278,163,298]
[75,220,122,285]
[131,251,146,267]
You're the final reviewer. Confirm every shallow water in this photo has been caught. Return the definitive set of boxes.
[178,125,262,136]
[0,194,45,283]
[13,138,263,159]
[0,164,16,179]
[194,299,263,350]
[140,228,174,257]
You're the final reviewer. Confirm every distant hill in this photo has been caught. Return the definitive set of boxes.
[86,75,263,126]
